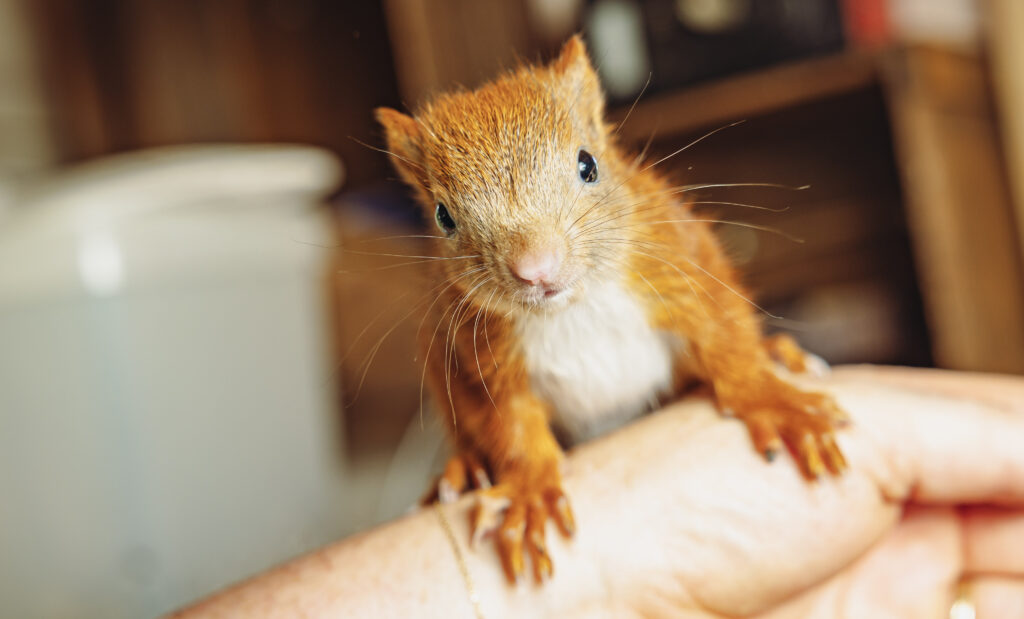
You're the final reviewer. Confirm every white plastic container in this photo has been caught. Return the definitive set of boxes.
[0,145,345,618]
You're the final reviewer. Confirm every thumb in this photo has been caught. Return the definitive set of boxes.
[828,370,1024,506]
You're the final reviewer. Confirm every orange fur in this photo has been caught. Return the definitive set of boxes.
[377,35,847,585]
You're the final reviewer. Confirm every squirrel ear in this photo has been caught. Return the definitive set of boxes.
[552,34,596,81]
[551,35,605,129]
[375,107,427,188]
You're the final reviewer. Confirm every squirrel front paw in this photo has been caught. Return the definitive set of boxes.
[470,465,575,584]
[719,375,848,479]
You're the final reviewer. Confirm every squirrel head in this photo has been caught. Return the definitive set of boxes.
[376,35,636,313]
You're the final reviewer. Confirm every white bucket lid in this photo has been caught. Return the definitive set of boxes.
[0,144,342,306]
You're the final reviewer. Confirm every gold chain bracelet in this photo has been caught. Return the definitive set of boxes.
[435,503,485,619]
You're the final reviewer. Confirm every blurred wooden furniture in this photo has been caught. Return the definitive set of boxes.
[882,46,1024,373]
[987,0,1024,297]
[609,51,879,143]
[612,67,931,368]
[326,201,434,460]
[26,1,402,187]
[0,0,55,177]
[383,0,546,108]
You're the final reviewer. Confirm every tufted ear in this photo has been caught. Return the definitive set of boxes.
[552,34,595,80]
[550,35,605,128]
[375,107,428,190]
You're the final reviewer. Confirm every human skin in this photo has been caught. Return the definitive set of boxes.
[170,366,1024,618]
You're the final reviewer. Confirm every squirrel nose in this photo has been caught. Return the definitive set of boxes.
[511,250,562,286]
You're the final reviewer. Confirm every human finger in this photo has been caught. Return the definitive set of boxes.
[825,381,1024,506]
[962,507,1024,575]
[971,576,1024,618]
[832,365,1024,413]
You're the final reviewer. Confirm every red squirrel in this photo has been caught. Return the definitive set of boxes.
[376,35,847,585]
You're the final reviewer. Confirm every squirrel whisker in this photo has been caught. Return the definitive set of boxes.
[638,219,804,243]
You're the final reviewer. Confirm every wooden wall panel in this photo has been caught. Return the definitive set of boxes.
[883,46,1024,372]
[27,0,401,188]
[986,0,1024,279]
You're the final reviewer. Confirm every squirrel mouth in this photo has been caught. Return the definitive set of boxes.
[521,283,569,306]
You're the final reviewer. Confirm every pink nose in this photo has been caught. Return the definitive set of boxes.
[511,250,561,286]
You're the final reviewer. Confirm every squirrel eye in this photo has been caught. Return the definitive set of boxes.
[435,203,457,234]
[578,149,598,183]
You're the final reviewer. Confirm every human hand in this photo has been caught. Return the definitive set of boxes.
[168,366,1023,619]
[555,366,1024,617]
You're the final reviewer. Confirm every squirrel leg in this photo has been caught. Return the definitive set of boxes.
[630,226,846,477]
[430,356,575,584]
[686,321,848,479]
[423,297,575,584]
[460,403,574,584]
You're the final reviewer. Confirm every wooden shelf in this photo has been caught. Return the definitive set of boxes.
[610,50,881,142]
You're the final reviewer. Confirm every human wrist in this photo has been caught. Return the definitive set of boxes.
[434,494,614,618]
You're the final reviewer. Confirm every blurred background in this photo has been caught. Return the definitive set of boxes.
[1,0,1023,616]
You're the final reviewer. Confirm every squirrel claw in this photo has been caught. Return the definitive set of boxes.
[438,478,460,504]
[548,490,576,537]
[527,501,554,582]
[470,489,510,547]
[497,501,526,583]
[797,432,827,479]
[422,450,492,506]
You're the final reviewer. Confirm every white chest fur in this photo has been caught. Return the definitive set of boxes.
[516,280,678,444]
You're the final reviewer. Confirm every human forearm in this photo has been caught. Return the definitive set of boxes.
[168,507,475,618]
[168,485,614,618]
